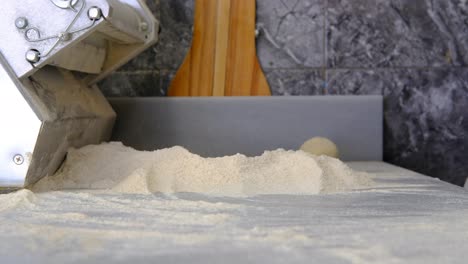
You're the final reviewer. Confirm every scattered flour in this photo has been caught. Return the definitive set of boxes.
[32,142,373,196]
[0,189,37,211]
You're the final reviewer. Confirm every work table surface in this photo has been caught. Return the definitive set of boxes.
[0,162,467,264]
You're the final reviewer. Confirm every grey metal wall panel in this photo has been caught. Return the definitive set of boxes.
[109,96,383,161]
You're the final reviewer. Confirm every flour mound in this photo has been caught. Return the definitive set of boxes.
[32,142,373,196]
[0,189,37,211]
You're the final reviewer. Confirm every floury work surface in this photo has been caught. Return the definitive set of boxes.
[0,162,467,264]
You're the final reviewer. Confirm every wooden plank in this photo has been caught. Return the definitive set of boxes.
[168,0,218,96]
[212,0,231,96]
[224,0,270,96]
[168,0,271,96]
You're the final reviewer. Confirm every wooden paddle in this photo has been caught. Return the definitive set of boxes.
[168,0,271,96]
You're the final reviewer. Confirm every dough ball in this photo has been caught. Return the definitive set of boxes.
[300,137,339,158]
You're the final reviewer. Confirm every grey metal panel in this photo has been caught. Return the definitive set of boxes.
[0,55,41,187]
[109,96,383,161]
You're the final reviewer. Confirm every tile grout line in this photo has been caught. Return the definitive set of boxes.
[324,0,328,94]
[116,66,468,74]
[157,0,164,92]
[253,66,468,71]
[115,70,161,74]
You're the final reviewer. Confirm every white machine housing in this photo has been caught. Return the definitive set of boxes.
[0,0,159,187]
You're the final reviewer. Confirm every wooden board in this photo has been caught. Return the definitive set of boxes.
[168,0,271,96]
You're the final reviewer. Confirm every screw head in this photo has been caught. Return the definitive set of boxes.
[50,0,79,9]
[58,32,72,41]
[88,7,103,21]
[15,17,28,29]
[26,49,41,63]
[13,154,24,165]
[140,22,149,32]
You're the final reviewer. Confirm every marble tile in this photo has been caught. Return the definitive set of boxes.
[326,68,468,186]
[265,69,325,95]
[159,70,176,95]
[432,0,468,66]
[99,72,162,97]
[326,69,385,95]
[146,0,161,15]
[119,47,159,72]
[119,0,160,71]
[384,68,468,186]
[327,0,468,67]
[256,0,325,68]
[155,0,194,70]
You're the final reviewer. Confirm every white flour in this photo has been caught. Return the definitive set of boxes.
[32,142,373,196]
[0,189,36,211]
[2,161,463,263]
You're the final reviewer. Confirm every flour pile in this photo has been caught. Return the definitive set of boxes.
[32,142,373,196]
[0,189,37,211]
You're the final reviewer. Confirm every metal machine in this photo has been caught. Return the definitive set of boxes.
[0,0,159,188]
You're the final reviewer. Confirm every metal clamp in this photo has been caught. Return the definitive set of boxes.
[21,0,103,63]
[50,0,79,9]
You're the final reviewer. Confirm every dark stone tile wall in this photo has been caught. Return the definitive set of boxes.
[100,0,468,187]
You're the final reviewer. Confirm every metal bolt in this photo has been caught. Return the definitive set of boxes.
[50,0,79,9]
[58,32,72,41]
[15,17,29,29]
[13,154,24,165]
[140,22,149,32]
[26,49,41,63]
[88,7,103,21]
